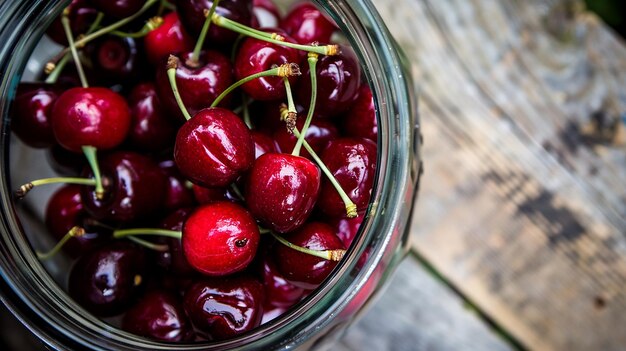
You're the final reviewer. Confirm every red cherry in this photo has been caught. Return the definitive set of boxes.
[51,87,131,153]
[272,116,338,160]
[191,184,229,204]
[11,83,61,148]
[183,276,264,340]
[252,0,281,28]
[91,0,145,18]
[174,107,255,188]
[317,138,377,218]
[329,215,363,248]
[273,222,345,289]
[122,290,195,342]
[261,253,305,307]
[156,208,196,276]
[342,84,377,142]
[46,0,98,45]
[251,130,278,159]
[281,1,337,45]
[128,82,177,152]
[158,159,195,211]
[234,28,300,100]
[245,153,320,233]
[182,202,260,276]
[144,12,195,66]
[90,36,146,84]
[176,0,253,45]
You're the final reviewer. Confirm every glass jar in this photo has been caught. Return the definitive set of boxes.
[0,0,422,349]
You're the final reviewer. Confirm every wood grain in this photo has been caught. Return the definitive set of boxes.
[369,0,626,349]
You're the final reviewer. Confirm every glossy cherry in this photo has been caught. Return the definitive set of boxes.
[176,0,253,45]
[128,82,177,152]
[174,107,255,188]
[329,215,363,248]
[90,36,145,84]
[51,87,131,153]
[11,83,61,148]
[234,28,300,101]
[245,153,320,233]
[261,253,305,308]
[183,275,264,340]
[46,0,98,45]
[91,0,145,18]
[144,11,195,66]
[191,184,229,204]
[68,242,147,317]
[122,289,195,342]
[281,1,337,45]
[155,50,233,121]
[317,137,377,218]
[251,130,278,159]
[81,151,167,223]
[158,159,196,211]
[272,116,338,160]
[296,46,361,119]
[252,0,281,28]
[156,207,196,275]
[182,202,260,276]
[273,222,345,289]
[342,84,377,142]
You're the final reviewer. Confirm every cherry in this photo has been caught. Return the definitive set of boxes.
[329,215,363,248]
[342,84,377,142]
[144,11,195,66]
[68,242,147,317]
[261,252,305,308]
[155,208,196,276]
[317,137,377,218]
[90,36,145,84]
[155,51,233,122]
[191,184,230,204]
[51,87,131,153]
[11,83,62,148]
[91,0,145,19]
[281,1,337,45]
[234,28,300,101]
[273,222,344,289]
[296,46,361,119]
[81,151,167,223]
[251,130,278,159]
[122,289,195,342]
[158,159,195,211]
[272,117,338,160]
[182,201,260,276]
[183,275,264,340]
[245,153,320,233]
[128,82,177,152]
[44,184,110,258]
[176,0,254,45]
[252,0,281,28]
[46,0,98,46]
[174,107,255,188]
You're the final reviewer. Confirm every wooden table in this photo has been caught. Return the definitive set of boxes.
[338,0,626,350]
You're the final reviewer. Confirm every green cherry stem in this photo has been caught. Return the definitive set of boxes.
[189,1,221,65]
[270,231,345,261]
[282,78,297,133]
[36,226,85,260]
[211,13,339,56]
[210,62,301,108]
[241,94,253,129]
[166,55,192,121]
[82,146,105,200]
[110,16,164,38]
[16,177,96,198]
[61,10,88,88]
[293,52,318,156]
[113,228,182,240]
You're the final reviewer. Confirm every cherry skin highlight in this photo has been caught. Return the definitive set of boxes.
[11,83,62,148]
[144,12,195,66]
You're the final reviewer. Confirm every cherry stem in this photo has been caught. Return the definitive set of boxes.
[113,228,182,240]
[293,53,318,156]
[282,78,297,134]
[190,1,221,65]
[270,231,345,261]
[210,63,301,108]
[61,10,89,88]
[36,226,85,260]
[82,146,105,200]
[230,183,245,201]
[16,177,96,198]
[166,55,192,121]
[126,236,169,252]
[242,94,253,129]
[211,14,340,56]
[280,106,358,218]
[157,0,175,16]
[110,16,164,38]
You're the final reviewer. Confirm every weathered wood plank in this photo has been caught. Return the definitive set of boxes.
[370,0,626,349]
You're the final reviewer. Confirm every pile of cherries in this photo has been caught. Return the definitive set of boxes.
[11,0,378,343]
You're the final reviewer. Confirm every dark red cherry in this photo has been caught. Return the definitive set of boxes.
[128,82,177,152]
[158,159,195,211]
[156,208,196,276]
[342,84,377,142]
[144,11,195,66]
[68,242,147,317]
[81,151,167,223]
[183,276,264,340]
[329,215,363,248]
[261,253,305,308]
[191,184,228,204]
[234,28,299,101]
[46,144,87,176]
[122,290,195,342]
[91,0,145,18]
[252,0,280,28]
[317,138,377,218]
[46,0,98,45]
[155,50,233,122]
[274,222,344,289]
[174,107,254,188]
[245,153,320,233]
[272,117,338,160]
[51,87,131,153]
[176,0,253,45]
[296,46,361,119]
[90,36,145,84]
[11,83,61,148]
[281,1,337,45]
[45,184,110,258]
[182,202,260,276]
[251,130,277,159]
